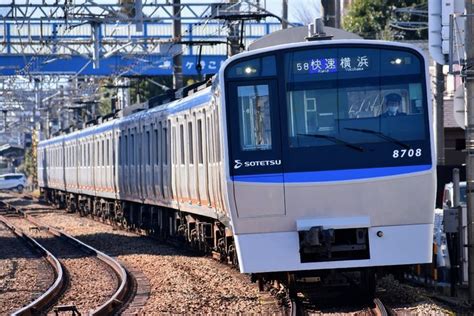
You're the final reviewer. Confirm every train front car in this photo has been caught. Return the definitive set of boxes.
[219,40,435,276]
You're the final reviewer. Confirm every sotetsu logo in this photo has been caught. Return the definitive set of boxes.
[234,160,243,169]
[234,159,281,169]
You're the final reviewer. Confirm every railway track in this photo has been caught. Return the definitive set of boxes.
[0,216,61,315]
[0,199,132,315]
[0,192,281,314]
[288,296,391,316]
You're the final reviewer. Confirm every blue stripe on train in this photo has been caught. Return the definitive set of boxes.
[232,164,432,183]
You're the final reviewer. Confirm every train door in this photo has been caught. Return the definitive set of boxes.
[137,124,143,201]
[171,119,180,205]
[64,142,69,190]
[161,120,170,201]
[178,118,188,203]
[226,80,285,217]
[153,120,162,201]
[106,135,111,193]
[196,112,208,206]
[130,126,137,200]
[106,133,112,193]
[127,127,133,198]
[206,114,215,209]
[210,111,220,210]
[187,117,197,205]
[114,128,121,198]
[97,136,103,194]
[144,122,153,201]
[93,136,98,196]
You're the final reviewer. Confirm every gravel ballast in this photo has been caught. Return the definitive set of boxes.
[7,216,118,314]
[34,212,281,314]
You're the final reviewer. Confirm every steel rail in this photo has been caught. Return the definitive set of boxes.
[373,298,389,316]
[0,215,65,316]
[24,214,131,315]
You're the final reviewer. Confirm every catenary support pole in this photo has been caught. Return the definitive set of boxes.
[282,0,288,29]
[228,0,241,56]
[436,62,445,166]
[464,0,474,302]
[173,0,183,90]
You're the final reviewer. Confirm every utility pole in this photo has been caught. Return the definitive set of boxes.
[172,0,183,90]
[334,0,340,29]
[228,0,241,56]
[436,62,445,166]
[464,0,474,303]
[282,0,288,29]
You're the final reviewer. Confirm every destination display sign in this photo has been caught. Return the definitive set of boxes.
[293,56,370,74]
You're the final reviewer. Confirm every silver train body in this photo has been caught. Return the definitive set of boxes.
[38,40,436,274]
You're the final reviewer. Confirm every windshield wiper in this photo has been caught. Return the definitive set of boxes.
[298,133,364,152]
[344,127,410,149]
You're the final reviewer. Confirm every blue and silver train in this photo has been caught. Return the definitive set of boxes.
[38,40,435,285]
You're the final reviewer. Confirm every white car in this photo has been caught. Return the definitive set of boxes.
[0,173,27,192]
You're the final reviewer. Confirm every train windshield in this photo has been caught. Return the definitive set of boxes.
[225,45,431,176]
[286,48,425,147]
[282,47,431,172]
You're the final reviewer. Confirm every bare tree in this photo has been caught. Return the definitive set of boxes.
[292,0,325,25]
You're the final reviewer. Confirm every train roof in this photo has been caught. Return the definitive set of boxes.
[248,26,362,51]
[38,86,212,148]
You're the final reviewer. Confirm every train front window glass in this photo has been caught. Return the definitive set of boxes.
[237,84,272,151]
[285,48,426,149]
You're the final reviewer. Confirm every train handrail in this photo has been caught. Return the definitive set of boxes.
[25,215,130,315]
[0,215,65,316]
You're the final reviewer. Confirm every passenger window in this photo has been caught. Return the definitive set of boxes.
[172,126,177,165]
[180,124,185,165]
[163,125,168,165]
[237,84,272,151]
[155,128,159,165]
[131,134,135,165]
[197,119,203,164]
[214,113,221,161]
[207,117,213,163]
[118,136,122,165]
[124,135,128,165]
[107,139,110,166]
[147,130,151,165]
[188,122,194,165]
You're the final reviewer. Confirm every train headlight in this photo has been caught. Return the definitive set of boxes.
[391,58,403,65]
[244,66,257,74]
